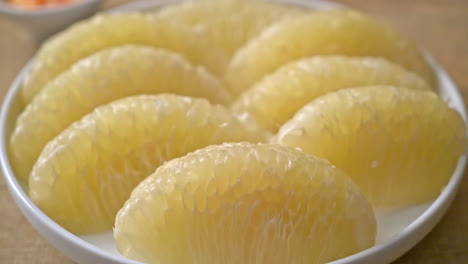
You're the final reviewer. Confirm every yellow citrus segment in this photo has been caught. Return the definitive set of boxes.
[225,9,434,96]
[275,86,467,207]
[115,142,376,264]
[232,56,431,132]
[21,13,228,105]
[156,0,305,57]
[10,45,231,182]
[29,95,267,234]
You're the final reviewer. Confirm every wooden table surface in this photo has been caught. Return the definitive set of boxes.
[1,0,467,263]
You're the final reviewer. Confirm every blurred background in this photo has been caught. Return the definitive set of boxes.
[0,0,467,263]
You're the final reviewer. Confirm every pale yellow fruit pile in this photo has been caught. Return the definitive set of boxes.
[8,0,466,264]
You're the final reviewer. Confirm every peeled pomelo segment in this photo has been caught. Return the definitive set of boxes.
[225,9,435,96]
[10,45,231,182]
[232,56,431,132]
[29,95,267,234]
[21,13,228,105]
[275,86,467,208]
[156,0,305,57]
[114,142,376,264]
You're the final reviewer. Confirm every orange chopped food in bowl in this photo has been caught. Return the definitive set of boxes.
[6,0,81,9]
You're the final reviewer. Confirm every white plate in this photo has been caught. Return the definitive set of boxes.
[0,0,102,42]
[1,1,467,264]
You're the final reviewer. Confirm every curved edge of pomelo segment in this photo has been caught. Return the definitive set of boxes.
[274,86,467,208]
[114,142,376,264]
[224,9,435,97]
[20,12,229,107]
[28,95,268,234]
[9,44,232,183]
[231,55,431,132]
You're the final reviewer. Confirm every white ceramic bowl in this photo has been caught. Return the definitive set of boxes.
[1,1,467,263]
[0,0,102,42]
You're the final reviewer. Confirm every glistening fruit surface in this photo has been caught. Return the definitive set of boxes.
[115,143,376,264]
[275,86,466,207]
[29,95,266,234]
